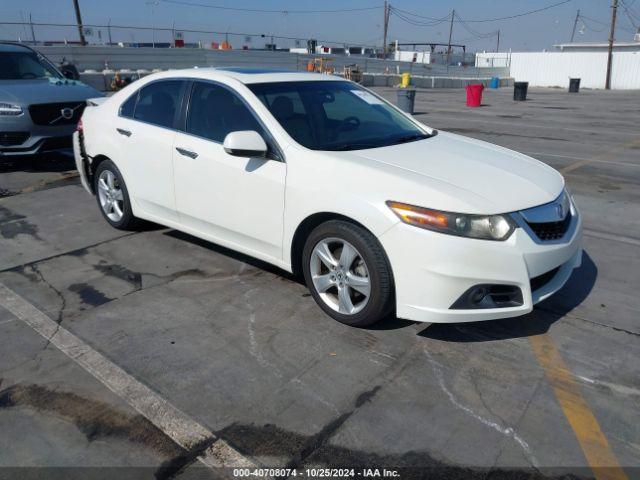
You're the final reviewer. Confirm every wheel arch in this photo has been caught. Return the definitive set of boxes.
[289,211,394,281]
[87,154,111,194]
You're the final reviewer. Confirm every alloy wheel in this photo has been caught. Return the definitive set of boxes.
[97,169,124,222]
[309,237,371,315]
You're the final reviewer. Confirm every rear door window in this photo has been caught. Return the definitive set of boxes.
[133,80,186,129]
[119,92,137,118]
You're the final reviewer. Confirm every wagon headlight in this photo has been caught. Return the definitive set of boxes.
[0,103,23,116]
[386,201,516,241]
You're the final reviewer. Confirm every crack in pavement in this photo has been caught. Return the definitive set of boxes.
[536,305,640,338]
[423,347,539,468]
[0,231,140,274]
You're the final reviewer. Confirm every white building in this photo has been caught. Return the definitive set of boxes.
[553,41,640,52]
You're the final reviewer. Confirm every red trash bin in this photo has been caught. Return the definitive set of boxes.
[465,84,484,107]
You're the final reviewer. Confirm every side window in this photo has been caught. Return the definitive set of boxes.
[119,92,137,118]
[186,82,264,143]
[133,80,185,129]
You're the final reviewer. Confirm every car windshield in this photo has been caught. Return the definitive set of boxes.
[248,81,433,151]
[0,51,61,80]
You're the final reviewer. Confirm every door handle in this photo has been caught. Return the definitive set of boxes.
[175,147,198,159]
[116,128,132,137]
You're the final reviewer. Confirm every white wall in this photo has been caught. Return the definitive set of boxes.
[475,53,510,68]
[475,51,640,89]
[394,50,431,64]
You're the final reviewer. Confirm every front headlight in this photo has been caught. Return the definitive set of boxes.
[387,201,516,241]
[0,103,24,116]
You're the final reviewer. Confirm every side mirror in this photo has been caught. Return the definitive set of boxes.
[223,130,268,158]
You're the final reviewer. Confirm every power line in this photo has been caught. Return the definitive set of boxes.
[389,0,572,27]
[620,0,639,28]
[158,0,383,14]
[580,13,635,33]
[388,6,450,22]
[454,12,498,39]
[451,0,572,23]
[389,8,449,27]
[0,21,381,48]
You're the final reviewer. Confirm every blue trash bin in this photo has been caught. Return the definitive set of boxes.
[490,77,500,89]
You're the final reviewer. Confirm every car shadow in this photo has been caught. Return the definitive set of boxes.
[166,231,596,337]
[163,229,419,332]
[164,229,299,282]
[417,251,597,342]
[0,152,76,174]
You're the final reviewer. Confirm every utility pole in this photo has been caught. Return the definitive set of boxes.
[605,0,618,90]
[570,9,580,42]
[107,18,112,45]
[446,9,454,65]
[496,29,500,53]
[72,0,87,45]
[382,0,390,58]
[29,13,36,44]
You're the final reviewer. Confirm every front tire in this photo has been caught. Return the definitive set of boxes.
[94,159,142,230]
[302,220,394,327]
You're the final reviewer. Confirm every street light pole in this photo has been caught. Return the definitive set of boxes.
[72,0,87,45]
[446,9,455,66]
[146,1,159,48]
[570,9,580,43]
[605,0,618,90]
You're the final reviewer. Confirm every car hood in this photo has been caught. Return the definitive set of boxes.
[0,78,102,105]
[338,131,564,215]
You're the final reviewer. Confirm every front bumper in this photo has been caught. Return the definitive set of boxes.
[379,206,583,323]
[0,114,77,157]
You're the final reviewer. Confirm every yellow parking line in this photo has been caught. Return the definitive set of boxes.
[529,333,628,480]
[561,137,640,174]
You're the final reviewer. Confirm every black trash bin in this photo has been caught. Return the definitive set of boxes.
[569,78,581,93]
[513,82,528,101]
[397,89,416,114]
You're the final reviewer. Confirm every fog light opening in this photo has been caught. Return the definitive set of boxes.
[451,284,524,310]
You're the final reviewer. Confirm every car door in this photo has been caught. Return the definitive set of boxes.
[172,81,286,261]
[116,79,187,223]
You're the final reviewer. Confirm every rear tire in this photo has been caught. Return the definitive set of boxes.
[94,159,142,230]
[302,220,394,327]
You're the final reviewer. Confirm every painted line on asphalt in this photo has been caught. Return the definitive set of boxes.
[529,333,628,480]
[584,229,640,247]
[560,138,640,174]
[0,282,256,471]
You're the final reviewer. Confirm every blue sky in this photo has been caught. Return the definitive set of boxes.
[0,0,637,51]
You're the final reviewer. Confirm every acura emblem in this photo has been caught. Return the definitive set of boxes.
[60,107,74,120]
[556,203,564,219]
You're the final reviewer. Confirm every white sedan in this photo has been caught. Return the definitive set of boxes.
[74,68,582,327]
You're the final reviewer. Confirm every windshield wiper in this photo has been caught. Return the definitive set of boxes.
[324,143,381,151]
[390,133,431,145]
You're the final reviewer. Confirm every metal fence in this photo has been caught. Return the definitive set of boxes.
[1,21,509,79]
[20,44,508,80]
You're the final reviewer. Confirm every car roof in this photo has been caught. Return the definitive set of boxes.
[160,67,346,85]
[0,42,35,53]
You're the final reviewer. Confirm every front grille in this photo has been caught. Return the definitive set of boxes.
[0,132,30,146]
[28,102,85,126]
[530,266,560,292]
[527,214,572,241]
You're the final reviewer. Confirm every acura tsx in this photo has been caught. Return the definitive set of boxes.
[74,68,582,327]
